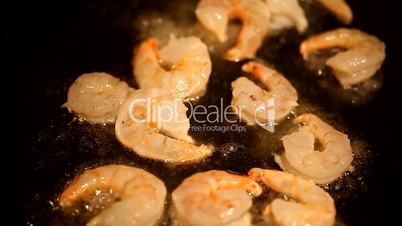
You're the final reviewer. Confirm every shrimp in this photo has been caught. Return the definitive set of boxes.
[59,165,166,226]
[195,0,271,61]
[300,28,386,88]
[248,168,336,226]
[275,114,353,184]
[266,0,308,33]
[132,36,212,99]
[172,170,262,226]
[64,72,132,124]
[115,88,213,164]
[231,61,298,125]
[318,0,353,24]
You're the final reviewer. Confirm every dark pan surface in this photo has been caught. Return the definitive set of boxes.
[10,0,398,225]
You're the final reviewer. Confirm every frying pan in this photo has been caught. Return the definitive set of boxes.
[8,0,397,225]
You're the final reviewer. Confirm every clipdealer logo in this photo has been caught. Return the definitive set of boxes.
[127,97,275,133]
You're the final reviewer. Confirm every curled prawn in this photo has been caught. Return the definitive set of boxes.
[64,72,132,124]
[59,165,166,226]
[318,0,353,24]
[172,170,262,226]
[132,37,212,98]
[196,0,271,61]
[300,28,386,88]
[275,113,353,184]
[231,61,298,125]
[115,88,213,164]
[249,168,336,226]
[132,36,212,99]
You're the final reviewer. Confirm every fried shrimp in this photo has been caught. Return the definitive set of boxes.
[249,168,336,226]
[59,165,166,226]
[196,0,271,61]
[172,170,262,226]
[133,36,211,99]
[275,113,353,184]
[64,72,131,124]
[300,28,386,88]
[231,61,298,125]
[115,88,213,164]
